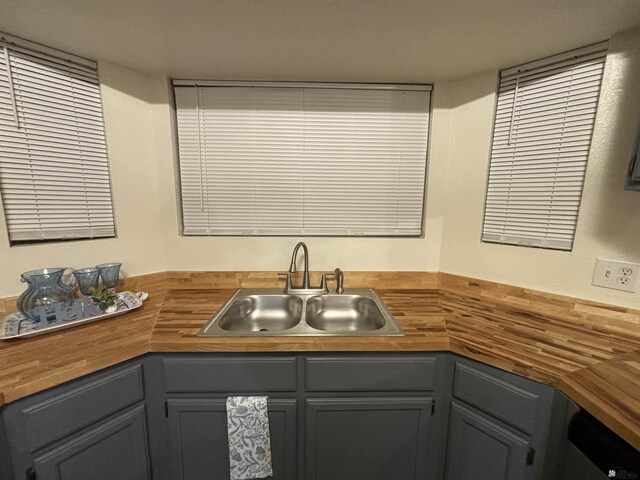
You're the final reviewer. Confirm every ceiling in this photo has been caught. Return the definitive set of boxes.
[1,0,639,82]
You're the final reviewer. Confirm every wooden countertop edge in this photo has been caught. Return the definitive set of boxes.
[556,376,640,452]
[1,278,639,451]
[554,349,640,452]
[146,338,451,353]
[0,344,150,406]
[447,341,561,385]
[6,335,638,450]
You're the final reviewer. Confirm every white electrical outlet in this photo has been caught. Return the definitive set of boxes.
[592,259,640,293]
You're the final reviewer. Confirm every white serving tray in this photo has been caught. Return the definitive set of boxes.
[0,291,148,340]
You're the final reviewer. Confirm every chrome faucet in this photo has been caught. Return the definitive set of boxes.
[288,242,310,290]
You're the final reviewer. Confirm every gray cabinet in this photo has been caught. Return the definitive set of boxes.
[32,405,150,480]
[161,356,297,393]
[0,414,13,480]
[157,355,299,480]
[167,397,297,480]
[305,354,448,480]
[305,355,438,391]
[155,353,446,480]
[445,401,530,480]
[1,360,150,480]
[306,397,434,480]
[445,357,557,480]
[0,352,576,480]
[22,364,145,452]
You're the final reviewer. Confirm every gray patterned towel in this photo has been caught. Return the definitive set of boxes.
[226,396,273,480]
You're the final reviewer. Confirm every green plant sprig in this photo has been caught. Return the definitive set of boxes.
[89,286,118,312]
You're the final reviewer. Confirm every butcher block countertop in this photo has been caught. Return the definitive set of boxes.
[0,271,639,451]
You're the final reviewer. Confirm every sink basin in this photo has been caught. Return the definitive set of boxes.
[217,295,302,332]
[305,295,386,332]
[198,288,403,337]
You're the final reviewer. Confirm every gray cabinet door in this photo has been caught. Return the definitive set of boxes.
[168,397,297,480]
[33,405,150,480]
[446,402,530,480]
[305,397,434,480]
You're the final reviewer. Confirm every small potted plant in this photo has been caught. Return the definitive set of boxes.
[90,286,118,314]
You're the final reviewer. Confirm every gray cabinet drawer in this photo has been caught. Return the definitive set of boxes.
[452,361,541,435]
[162,356,297,392]
[23,364,144,452]
[306,355,438,392]
[33,404,150,480]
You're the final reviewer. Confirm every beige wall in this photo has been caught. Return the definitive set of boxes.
[439,28,640,308]
[1,30,639,309]
[151,81,451,274]
[0,62,166,297]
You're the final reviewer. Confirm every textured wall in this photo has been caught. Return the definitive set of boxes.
[0,62,167,297]
[151,82,451,274]
[1,30,639,308]
[439,28,640,308]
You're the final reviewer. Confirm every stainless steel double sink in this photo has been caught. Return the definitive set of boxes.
[198,288,403,336]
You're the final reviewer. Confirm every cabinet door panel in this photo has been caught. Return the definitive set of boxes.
[446,402,530,480]
[168,398,296,480]
[33,405,150,480]
[306,397,433,480]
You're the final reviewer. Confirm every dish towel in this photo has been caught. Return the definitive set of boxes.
[226,396,273,480]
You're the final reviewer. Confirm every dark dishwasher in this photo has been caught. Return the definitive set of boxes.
[562,409,640,480]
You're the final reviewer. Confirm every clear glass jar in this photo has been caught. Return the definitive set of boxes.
[16,268,76,322]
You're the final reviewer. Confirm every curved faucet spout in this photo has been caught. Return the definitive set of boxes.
[289,242,310,289]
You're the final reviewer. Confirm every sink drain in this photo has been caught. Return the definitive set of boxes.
[259,328,269,332]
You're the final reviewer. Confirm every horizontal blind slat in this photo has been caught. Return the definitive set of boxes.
[0,40,114,242]
[175,84,430,236]
[482,44,606,251]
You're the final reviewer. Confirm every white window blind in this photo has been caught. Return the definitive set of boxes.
[173,82,431,236]
[482,42,607,251]
[0,33,115,243]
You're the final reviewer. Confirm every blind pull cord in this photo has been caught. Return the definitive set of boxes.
[2,44,20,129]
[195,86,205,212]
[507,71,521,146]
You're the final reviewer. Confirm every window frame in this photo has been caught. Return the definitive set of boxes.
[0,32,116,246]
[172,80,433,238]
[480,42,608,251]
